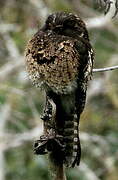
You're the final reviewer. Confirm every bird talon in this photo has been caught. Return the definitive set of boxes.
[34,133,65,154]
[40,135,48,140]
[33,139,48,155]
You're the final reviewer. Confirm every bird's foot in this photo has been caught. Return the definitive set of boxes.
[34,132,65,155]
[34,135,48,155]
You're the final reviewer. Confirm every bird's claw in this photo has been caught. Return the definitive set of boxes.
[34,137,48,155]
[33,134,65,155]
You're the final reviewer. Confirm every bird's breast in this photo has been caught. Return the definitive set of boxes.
[25,33,80,94]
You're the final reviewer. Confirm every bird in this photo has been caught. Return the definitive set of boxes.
[25,12,94,168]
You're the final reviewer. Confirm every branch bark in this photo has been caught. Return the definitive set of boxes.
[93,65,118,72]
[52,164,66,180]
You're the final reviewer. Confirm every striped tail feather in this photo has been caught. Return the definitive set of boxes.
[64,113,81,167]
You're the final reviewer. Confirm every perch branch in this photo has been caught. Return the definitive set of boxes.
[48,100,66,180]
[93,65,118,72]
[53,165,66,180]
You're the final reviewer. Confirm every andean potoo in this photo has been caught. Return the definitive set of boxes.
[25,12,94,167]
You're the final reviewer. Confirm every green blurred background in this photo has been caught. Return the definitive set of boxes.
[0,0,118,180]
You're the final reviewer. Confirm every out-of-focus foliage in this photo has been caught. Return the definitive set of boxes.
[0,0,118,180]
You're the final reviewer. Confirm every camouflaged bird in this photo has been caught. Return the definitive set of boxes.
[25,12,94,168]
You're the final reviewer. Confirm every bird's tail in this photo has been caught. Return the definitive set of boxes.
[64,113,81,167]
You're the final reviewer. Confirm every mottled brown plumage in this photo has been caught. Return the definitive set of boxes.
[25,12,94,167]
[26,34,79,94]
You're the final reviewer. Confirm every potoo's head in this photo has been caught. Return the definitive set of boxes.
[42,12,89,40]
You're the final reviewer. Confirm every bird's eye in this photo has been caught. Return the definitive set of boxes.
[63,19,76,28]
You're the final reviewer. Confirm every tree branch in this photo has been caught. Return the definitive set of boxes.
[93,65,118,72]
